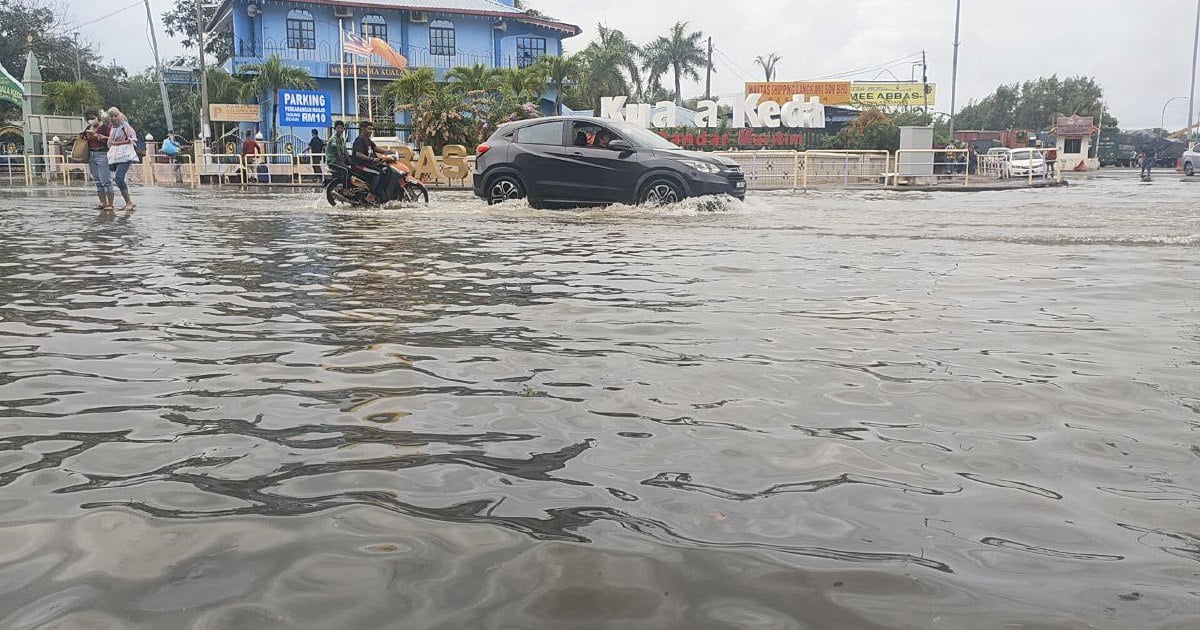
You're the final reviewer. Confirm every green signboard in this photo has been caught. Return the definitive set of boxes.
[0,64,23,108]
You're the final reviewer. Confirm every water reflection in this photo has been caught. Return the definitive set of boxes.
[1,176,1198,628]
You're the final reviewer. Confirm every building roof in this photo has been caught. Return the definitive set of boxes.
[211,0,581,37]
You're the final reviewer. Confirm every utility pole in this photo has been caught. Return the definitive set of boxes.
[921,49,928,113]
[948,0,962,138]
[72,32,81,81]
[196,0,211,144]
[704,36,712,100]
[1188,0,1200,147]
[144,0,174,133]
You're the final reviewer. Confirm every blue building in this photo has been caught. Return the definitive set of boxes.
[207,0,581,139]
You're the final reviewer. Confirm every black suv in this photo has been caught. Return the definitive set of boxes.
[473,116,746,208]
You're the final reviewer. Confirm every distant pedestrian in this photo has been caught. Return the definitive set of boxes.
[1140,144,1156,178]
[240,130,262,182]
[308,129,325,175]
[80,110,113,210]
[105,107,138,212]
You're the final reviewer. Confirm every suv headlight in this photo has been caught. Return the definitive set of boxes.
[681,160,722,174]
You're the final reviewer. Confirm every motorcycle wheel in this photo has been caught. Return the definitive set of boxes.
[324,178,339,207]
[404,182,430,205]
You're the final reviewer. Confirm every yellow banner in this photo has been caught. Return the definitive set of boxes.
[746,81,851,105]
[849,82,936,107]
[209,104,260,123]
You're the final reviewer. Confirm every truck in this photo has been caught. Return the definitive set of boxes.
[1098,130,1137,167]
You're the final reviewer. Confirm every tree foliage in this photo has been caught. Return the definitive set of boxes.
[641,21,708,106]
[163,0,231,60]
[0,0,128,120]
[568,25,642,112]
[237,55,315,136]
[537,54,578,115]
[754,53,781,82]
[955,76,1116,131]
[43,80,101,116]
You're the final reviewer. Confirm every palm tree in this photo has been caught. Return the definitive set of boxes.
[641,22,708,106]
[206,68,246,105]
[586,25,642,95]
[496,66,546,102]
[754,53,781,82]
[446,63,500,93]
[381,67,437,111]
[537,55,578,115]
[236,55,315,137]
[44,80,102,116]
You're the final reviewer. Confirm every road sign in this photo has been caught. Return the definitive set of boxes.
[277,90,331,126]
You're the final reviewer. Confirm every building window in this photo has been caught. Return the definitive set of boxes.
[361,14,387,41]
[286,10,315,50]
[430,20,455,56]
[516,37,546,68]
[1064,138,1082,154]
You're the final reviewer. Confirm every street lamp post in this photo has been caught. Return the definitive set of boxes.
[1188,0,1200,146]
[948,0,963,139]
[1162,96,1187,136]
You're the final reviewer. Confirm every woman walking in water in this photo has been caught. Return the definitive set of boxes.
[106,107,138,211]
[80,111,113,210]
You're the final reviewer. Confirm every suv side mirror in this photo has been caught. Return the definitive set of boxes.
[608,139,634,152]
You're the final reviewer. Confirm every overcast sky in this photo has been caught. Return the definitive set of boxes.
[69,0,1196,130]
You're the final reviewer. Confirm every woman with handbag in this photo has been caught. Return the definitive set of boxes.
[105,107,138,212]
[80,111,114,210]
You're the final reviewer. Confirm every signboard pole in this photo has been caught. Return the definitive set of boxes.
[949,0,962,138]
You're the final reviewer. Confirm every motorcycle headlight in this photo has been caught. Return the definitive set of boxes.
[681,160,722,174]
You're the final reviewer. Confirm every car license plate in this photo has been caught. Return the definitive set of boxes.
[735,181,746,189]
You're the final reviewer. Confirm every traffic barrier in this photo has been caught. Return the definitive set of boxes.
[802,150,891,188]
[198,152,245,184]
[712,151,800,190]
[24,154,68,186]
[147,154,199,187]
[243,154,298,184]
[890,149,969,187]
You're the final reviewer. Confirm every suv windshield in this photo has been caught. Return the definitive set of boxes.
[605,121,681,150]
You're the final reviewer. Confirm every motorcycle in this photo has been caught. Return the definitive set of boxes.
[325,155,429,207]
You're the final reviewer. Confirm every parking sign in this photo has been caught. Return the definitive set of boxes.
[278,90,331,126]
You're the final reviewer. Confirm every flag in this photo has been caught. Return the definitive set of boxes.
[0,63,23,108]
[368,38,408,71]
[344,31,372,57]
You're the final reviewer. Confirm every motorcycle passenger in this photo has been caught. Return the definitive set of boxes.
[325,120,348,184]
[351,121,394,202]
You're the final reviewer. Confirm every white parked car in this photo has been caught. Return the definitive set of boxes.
[1182,144,1199,176]
[1007,149,1048,178]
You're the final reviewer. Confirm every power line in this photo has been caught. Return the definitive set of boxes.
[50,0,143,37]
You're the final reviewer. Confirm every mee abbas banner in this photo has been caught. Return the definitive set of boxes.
[850,82,937,107]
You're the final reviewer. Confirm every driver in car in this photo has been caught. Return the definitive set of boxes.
[592,129,614,149]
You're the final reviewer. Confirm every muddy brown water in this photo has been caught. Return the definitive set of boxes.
[0,173,1197,629]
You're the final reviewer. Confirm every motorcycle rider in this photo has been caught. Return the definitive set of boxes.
[325,120,348,185]
[351,121,395,202]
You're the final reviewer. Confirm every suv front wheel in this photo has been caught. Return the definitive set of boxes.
[639,178,683,206]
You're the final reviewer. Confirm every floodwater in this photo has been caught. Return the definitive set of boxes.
[0,173,1197,630]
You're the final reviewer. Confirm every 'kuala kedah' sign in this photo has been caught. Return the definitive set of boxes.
[601,94,827,129]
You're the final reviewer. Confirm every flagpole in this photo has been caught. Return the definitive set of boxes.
[338,20,346,122]
[352,48,360,118]
[366,55,373,124]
